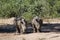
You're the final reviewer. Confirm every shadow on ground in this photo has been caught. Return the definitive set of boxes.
[0,25,16,33]
[41,23,60,32]
[0,23,60,33]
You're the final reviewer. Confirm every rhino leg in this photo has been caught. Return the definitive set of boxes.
[15,26,20,35]
[20,27,26,34]
[32,24,36,33]
[37,28,40,33]
[20,28,23,34]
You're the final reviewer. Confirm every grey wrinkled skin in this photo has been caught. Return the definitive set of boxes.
[15,17,21,34]
[32,16,43,33]
[20,18,27,34]
[16,17,27,34]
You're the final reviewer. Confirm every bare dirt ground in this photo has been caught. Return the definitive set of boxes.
[0,18,60,40]
[0,32,60,40]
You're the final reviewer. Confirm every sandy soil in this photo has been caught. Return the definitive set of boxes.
[0,32,60,40]
[0,18,60,40]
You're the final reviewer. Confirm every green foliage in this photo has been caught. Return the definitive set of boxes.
[22,12,33,21]
[0,0,60,19]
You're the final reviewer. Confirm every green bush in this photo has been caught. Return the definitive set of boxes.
[0,0,60,20]
[22,12,33,21]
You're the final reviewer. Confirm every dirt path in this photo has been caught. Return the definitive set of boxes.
[0,33,60,40]
[0,18,60,40]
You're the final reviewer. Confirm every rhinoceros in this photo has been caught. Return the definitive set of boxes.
[16,17,27,34]
[32,16,43,32]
